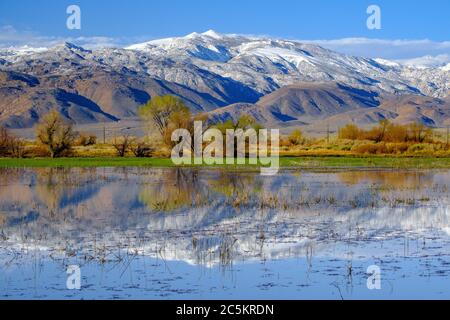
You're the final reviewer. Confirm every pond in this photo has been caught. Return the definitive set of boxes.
[0,167,449,299]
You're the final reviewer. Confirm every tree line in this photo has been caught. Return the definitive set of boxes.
[338,120,434,143]
[1,96,447,158]
[0,95,262,158]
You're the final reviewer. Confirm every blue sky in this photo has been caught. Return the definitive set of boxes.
[1,0,449,62]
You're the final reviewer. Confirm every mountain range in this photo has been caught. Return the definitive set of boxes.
[1,30,449,132]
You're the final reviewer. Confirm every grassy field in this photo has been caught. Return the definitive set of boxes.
[1,156,450,169]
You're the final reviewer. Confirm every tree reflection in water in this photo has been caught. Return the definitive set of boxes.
[0,168,449,269]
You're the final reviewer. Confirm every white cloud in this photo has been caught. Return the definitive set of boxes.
[300,37,450,62]
[396,54,450,68]
[0,25,134,50]
[0,25,47,46]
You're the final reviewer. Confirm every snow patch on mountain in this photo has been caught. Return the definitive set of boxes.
[373,58,401,68]
[1,30,449,99]
[397,54,450,69]
[122,31,449,98]
[442,63,450,71]
[0,45,48,62]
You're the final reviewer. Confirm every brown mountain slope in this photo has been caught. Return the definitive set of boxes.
[258,82,380,119]
[208,82,450,131]
[209,82,380,126]
[0,69,240,128]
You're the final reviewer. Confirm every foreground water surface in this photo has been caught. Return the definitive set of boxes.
[0,167,450,299]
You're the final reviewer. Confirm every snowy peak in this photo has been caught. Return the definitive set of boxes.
[201,29,224,39]
[442,63,450,72]
[51,42,92,54]
[122,31,449,98]
[126,30,227,50]
[125,30,238,62]
[63,42,90,52]
[185,30,225,40]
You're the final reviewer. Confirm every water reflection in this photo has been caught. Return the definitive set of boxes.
[0,168,450,299]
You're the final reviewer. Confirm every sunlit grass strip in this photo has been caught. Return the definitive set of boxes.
[1,156,450,169]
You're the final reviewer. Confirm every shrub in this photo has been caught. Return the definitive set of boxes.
[0,126,27,158]
[386,143,409,154]
[288,129,304,145]
[352,143,388,154]
[77,134,97,146]
[338,124,361,140]
[407,143,434,155]
[280,138,292,148]
[338,121,435,144]
[364,120,389,143]
[384,124,408,142]
[26,145,51,157]
[131,140,154,157]
[9,137,27,158]
[407,123,433,143]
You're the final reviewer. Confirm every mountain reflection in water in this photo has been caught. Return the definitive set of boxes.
[0,168,449,299]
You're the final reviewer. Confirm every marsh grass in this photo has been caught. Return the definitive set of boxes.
[1,156,450,169]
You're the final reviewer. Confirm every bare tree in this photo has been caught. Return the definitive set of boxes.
[9,136,27,158]
[113,135,133,157]
[131,140,154,157]
[408,123,432,143]
[0,126,10,156]
[0,126,27,157]
[36,110,77,158]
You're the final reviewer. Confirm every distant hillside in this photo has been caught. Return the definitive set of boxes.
[208,82,450,131]
[0,68,260,128]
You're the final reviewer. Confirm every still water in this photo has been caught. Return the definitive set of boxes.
[0,167,449,299]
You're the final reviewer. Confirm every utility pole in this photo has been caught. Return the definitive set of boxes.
[447,125,449,147]
[103,125,106,144]
[326,122,330,144]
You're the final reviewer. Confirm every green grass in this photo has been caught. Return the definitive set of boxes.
[0,157,174,168]
[278,156,450,169]
[1,156,450,169]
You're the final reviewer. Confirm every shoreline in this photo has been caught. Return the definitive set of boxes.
[1,156,450,169]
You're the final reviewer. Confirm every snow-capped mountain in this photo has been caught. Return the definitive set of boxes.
[2,30,449,97]
[122,30,450,98]
[0,45,48,59]
[1,30,449,129]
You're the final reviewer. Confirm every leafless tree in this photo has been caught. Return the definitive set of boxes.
[0,126,10,156]
[9,136,27,158]
[0,126,27,157]
[113,135,133,157]
[131,140,154,157]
